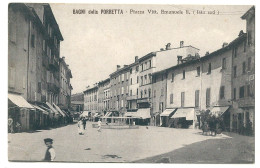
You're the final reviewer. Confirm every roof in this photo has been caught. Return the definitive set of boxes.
[138,52,156,62]
[110,65,130,77]
[43,4,64,41]
[98,78,110,85]
[83,85,98,93]
[241,6,255,20]
[159,33,247,73]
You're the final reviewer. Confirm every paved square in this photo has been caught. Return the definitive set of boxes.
[8,122,254,163]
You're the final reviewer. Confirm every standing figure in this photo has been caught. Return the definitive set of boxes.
[43,138,56,161]
[78,119,84,135]
[82,117,87,130]
[97,119,102,132]
[8,116,14,133]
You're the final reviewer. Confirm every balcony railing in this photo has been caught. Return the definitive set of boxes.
[47,82,60,93]
[126,95,137,100]
[48,58,59,72]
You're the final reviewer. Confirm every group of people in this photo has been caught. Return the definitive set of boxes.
[77,117,102,135]
[8,116,21,133]
[78,117,87,135]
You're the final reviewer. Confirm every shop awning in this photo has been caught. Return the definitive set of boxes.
[160,108,176,117]
[53,103,66,117]
[38,105,52,114]
[8,93,34,109]
[210,106,230,117]
[171,108,195,120]
[103,112,112,118]
[138,108,151,119]
[62,110,70,117]
[46,102,60,115]
[126,108,151,119]
[80,111,90,117]
[31,104,49,115]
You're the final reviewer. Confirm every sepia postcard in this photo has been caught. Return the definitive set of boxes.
[7,2,255,164]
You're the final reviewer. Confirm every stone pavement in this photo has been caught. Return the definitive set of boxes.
[8,122,254,163]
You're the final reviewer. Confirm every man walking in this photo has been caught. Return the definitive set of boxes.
[82,117,87,130]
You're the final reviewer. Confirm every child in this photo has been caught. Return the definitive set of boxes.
[43,138,56,161]
[78,119,84,135]
[97,119,102,132]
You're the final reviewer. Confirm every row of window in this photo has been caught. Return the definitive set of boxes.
[233,57,252,78]
[168,86,225,108]
[85,95,97,102]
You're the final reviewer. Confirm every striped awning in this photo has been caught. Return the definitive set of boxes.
[8,93,34,109]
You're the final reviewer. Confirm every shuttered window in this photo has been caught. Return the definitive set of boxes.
[195,90,200,107]
[170,93,173,104]
[206,88,211,107]
[181,92,185,107]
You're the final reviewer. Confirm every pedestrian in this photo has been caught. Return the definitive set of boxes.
[43,138,56,162]
[82,117,87,130]
[8,115,14,133]
[15,121,21,133]
[97,119,102,132]
[78,119,84,135]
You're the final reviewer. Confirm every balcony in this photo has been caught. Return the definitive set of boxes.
[48,58,59,72]
[137,97,151,104]
[236,97,255,108]
[47,82,60,94]
[126,95,137,100]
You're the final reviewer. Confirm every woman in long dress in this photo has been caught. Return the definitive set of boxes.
[78,119,84,135]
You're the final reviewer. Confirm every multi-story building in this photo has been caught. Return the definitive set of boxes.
[97,78,110,116]
[164,39,242,129]
[231,6,255,134]
[126,56,139,112]
[8,3,70,131]
[151,70,168,126]
[71,92,84,112]
[109,65,130,116]
[137,42,199,125]
[83,85,98,115]
[59,56,73,111]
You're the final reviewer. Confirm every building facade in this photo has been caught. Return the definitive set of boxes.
[97,78,110,116]
[8,3,72,131]
[83,86,98,114]
[230,6,255,134]
[109,65,130,116]
[126,56,139,112]
[59,56,73,111]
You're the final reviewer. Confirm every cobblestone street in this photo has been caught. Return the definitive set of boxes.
[8,122,254,163]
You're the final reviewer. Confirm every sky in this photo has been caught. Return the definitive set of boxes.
[50,4,251,94]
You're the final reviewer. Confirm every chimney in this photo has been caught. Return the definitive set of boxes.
[124,65,128,68]
[62,56,65,59]
[135,56,138,63]
[180,41,184,48]
[222,42,228,48]
[117,65,121,70]
[177,56,183,65]
[238,30,244,37]
[160,48,164,51]
[205,51,210,56]
[165,43,171,50]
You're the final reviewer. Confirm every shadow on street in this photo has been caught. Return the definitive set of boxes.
[133,133,254,164]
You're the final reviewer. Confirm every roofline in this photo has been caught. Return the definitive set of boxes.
[154,33,246,74]
[83,86,98,93]
[110,65,130,77]
[241,6,255,19]
[43,4,64,41]
[98,78,110,85]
